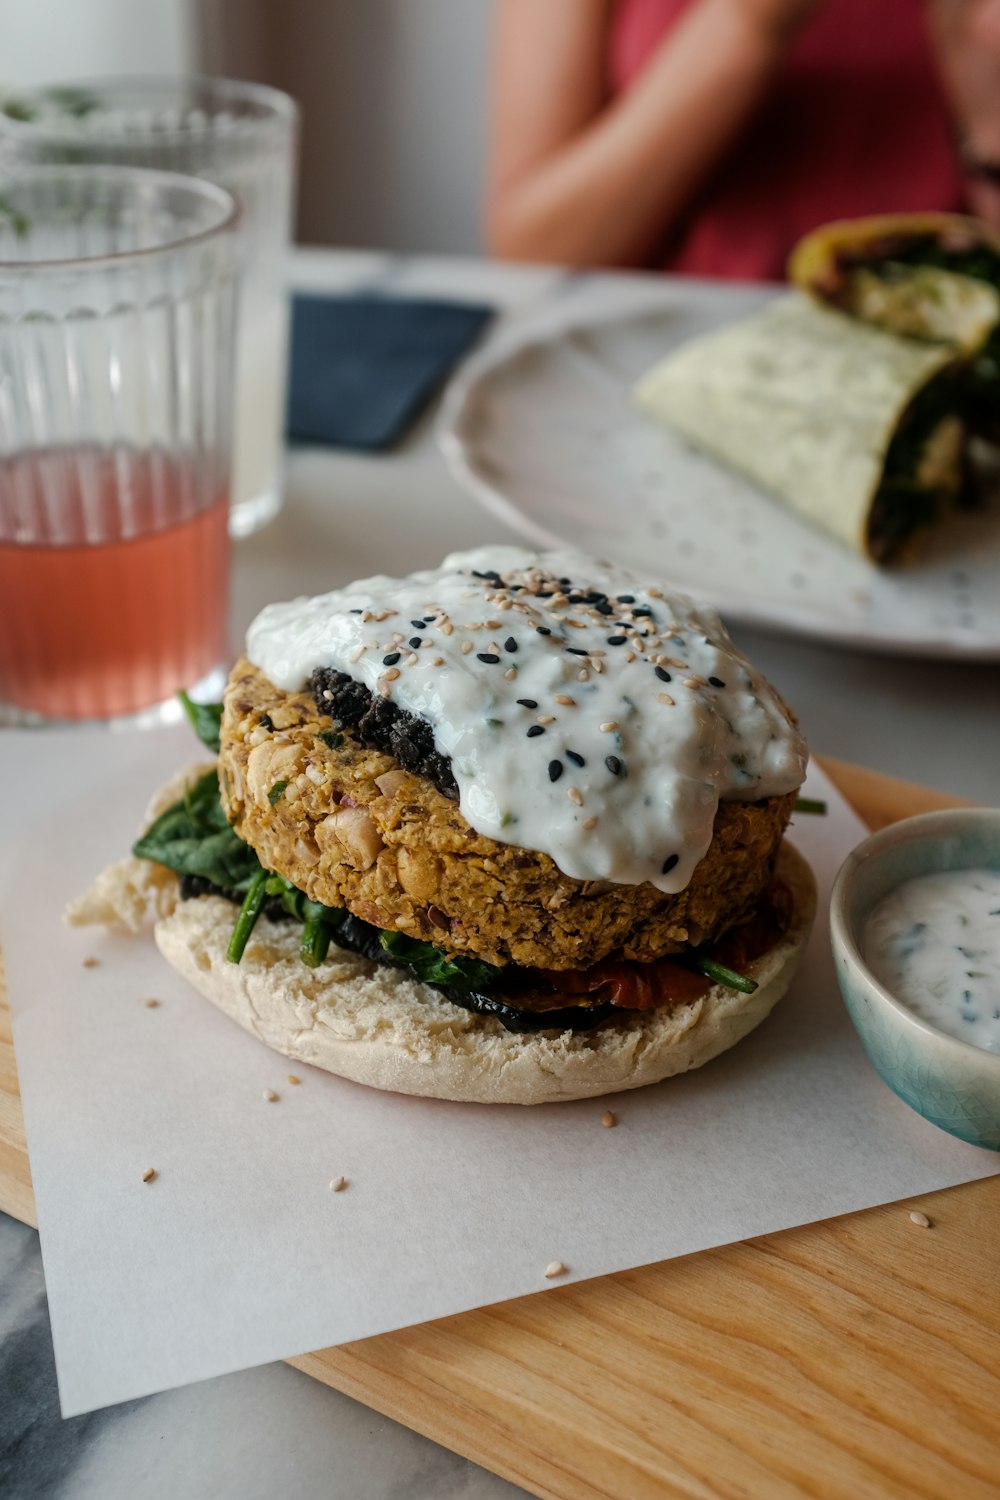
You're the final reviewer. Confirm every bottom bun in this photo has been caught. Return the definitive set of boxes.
[154,841,816,1106]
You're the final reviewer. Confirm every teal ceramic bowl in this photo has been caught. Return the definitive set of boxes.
[830,808,1000,1152]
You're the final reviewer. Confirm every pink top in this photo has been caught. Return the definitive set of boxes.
[609,0,966,280]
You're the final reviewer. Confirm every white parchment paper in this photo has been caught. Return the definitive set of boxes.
[0,726,995,1417]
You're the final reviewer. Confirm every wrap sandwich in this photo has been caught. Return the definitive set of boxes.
[633,294,966,565]
[789,212,1000,435]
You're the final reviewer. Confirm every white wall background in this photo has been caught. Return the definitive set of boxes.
[0,0,196,85]
[201,0,492,255]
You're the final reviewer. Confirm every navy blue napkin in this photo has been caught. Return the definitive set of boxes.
[286,292,494,452]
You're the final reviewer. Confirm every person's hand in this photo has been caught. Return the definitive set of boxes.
[929,0,1000,156]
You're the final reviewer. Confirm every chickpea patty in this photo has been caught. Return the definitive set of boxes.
[219,658,796,971]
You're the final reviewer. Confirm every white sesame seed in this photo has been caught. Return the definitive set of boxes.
[486,619,502,630]
[406,653,419,666]
[593,659,605,674]
[500,598,514,610]
[567,618,586,629]
[433,656,445,666]
[582,815,598,830]
[461,640,474,655]
[263,1089,279,1103]
[441,622,454,635]
[577,668,590,682]
[330,1176,348,1193]
[362,610,374,623]
[567,787,584,806]
[504,667,517,681]
[544,1260,566,1279]
[601,1110,616,1128]
[392,631,405,644]
[554,694,576,706]
[600,721,619,733]
[909,1210,932,1228]
[142,1167,157,1183]
[383,667,401,682]
[82,956,100,968]
[538,715,556,725]
[349,644,365,663]
[287,1075,301,1085]
[625,651,636,663]
[143,997,160,1008]
[657,693,675,706]
[322,689,334,700]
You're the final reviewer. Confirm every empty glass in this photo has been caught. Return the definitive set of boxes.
[0,166,240,723]
[0,77,298,537]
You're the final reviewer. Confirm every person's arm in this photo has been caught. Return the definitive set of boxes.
[928,0,1000,224]
[485,0,823,268]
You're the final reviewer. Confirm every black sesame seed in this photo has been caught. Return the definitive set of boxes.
[382,652,401,666]
[259,712,274,731]
[632,606,652,617]
[516,697,539,709]
[607,635,627,646]
[504,637,518,653]
[408,636,423,649]
[477,652,501,664]
[410,620,425,629]
[655,667,672,683]
[594,601,614,615]
[708,676,726,688]
[661,854,679,875]
[616,594,635,604]
[548,760,563,782]
[536,625,552,635]
[535,591,553,600]
[559,576,572,585]
[566,750,585,767]
[605,755,623,776]
[526,724,545,738]
[568,593,586,605]
[566,647,589,656]
[349,608,363,614]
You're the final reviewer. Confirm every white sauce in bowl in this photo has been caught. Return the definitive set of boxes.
[247,546,806,893]
[864,868,1000,1053]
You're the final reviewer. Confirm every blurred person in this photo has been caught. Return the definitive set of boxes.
[485,0,1000,280]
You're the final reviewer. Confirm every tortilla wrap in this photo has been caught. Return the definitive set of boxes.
[633,294,960,560]
[789,213,1000,354]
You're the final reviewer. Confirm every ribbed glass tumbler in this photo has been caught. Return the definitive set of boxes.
[0,166,239,723]
[0,78,298,537]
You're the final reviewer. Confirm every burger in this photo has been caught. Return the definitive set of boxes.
[70,547,816,1105]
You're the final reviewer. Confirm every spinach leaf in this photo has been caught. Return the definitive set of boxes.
[132,769,260,894]
[379,929,503,992]
[178,691,224,753]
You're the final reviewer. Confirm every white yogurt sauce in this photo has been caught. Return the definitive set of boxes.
[246,547,807,893]
[864,868,1000,1053]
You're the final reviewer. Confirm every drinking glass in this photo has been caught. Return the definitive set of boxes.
[0,166,239,724]
[0,77,298,537]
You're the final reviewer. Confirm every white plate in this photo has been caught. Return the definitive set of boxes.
[438,276,1000,659]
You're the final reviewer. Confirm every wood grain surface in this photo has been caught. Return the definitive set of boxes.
[2,758,997,1500]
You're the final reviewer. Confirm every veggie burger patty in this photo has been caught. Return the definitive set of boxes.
[220,656,797,972]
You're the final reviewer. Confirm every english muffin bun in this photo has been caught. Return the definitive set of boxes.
[153,840,815,1106]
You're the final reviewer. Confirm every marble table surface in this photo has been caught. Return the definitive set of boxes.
[3,248,999,1500]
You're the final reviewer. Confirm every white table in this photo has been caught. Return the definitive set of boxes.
[3,248,998,1500]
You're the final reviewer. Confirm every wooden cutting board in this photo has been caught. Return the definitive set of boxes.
[2,757,998,1500]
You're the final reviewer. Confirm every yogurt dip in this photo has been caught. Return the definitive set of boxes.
[247,546,807,894]
[863,867,1000,1054]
